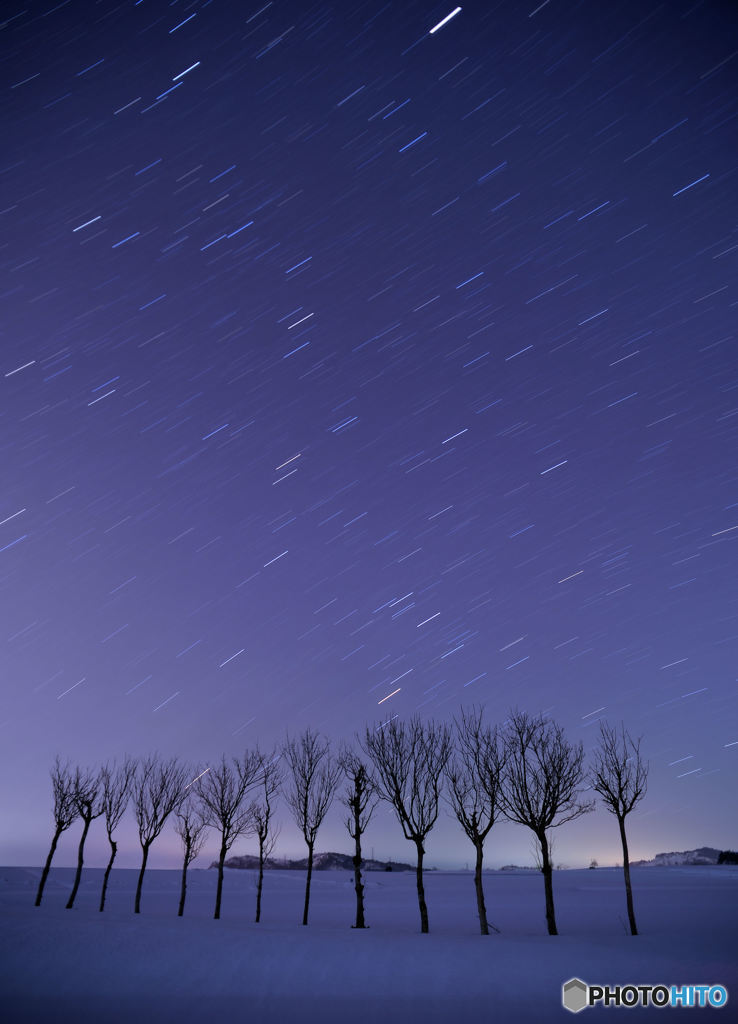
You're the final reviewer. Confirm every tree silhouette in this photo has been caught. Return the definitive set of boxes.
[197,752,262,920]
[133,755,189,913]
[35,757,79,907]
[283,729,341,926]
[174,793,208,917]
[589,721,648,935]
[501,710,593,935]
[339,745,378,929]
[99,757,136,912]
[445,708,505,935]
[66,766,105,909]
[252,751,282,923]
[363,716,451,934]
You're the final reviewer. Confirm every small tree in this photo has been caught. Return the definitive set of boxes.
[174,794,208,917]
[35,757,79,907]
[363,716,451,933]
[133,755,189,913]
[501,710,593,935]
[252,752,282,923]
[66,766,105,909]
[197,752,262,920]
[589,721,648,935]
[283,729,341,926]
[99,757,136,912]
[339,746,378,929]
[445,708,505,935]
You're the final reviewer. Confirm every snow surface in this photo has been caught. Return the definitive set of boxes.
[2,864,736,1023]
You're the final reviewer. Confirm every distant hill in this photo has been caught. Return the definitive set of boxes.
[632,847,721,867]
[213,852,414,872]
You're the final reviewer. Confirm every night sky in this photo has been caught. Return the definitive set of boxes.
[2,0,736,871]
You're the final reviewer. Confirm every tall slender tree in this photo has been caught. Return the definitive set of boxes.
[501,710,593,935]
[283,729,341,926]
[589,721,648,935]
[445,708,506,935]
[363,717,451,934]
[197,752,262,920]
[99,757,136,912]
[252,751,282,924]
[338,746,378,929]
[133,755,189,913]
[66,766,105,909]
[174,793,208,917]
[35,757,79,907]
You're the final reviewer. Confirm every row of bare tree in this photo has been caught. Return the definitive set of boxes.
[34,710,647,936]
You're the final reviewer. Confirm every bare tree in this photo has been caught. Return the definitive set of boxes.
[445,708,505,935]
[339,745,378,929]
[283,729,341,926]
[501,710,593,935]
[252,751,282,924]
[174,793,208,917]
[363,716,451,934]
[197,752,262,920]
[66,766,105,910]
[99,757,136,912]
[133,755,189,913]
[35,757,79,907]
[589,721,648,935]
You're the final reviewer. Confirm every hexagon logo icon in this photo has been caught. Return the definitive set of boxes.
[562,978,588,1013]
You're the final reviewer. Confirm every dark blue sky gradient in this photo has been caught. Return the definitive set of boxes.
[1,0,736,869]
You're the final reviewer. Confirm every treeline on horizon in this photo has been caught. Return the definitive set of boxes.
[34,708,649,936]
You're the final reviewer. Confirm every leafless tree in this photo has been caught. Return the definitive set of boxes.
[66,766,105,909]
[339,745,378,929]
[445,708,505,935]
[363,716,452,933]
[252,751,282,923]
[133,755,189,913]
[589,721,648,935]
[197,752,262,919]
[98,757,136,912]
[35,757,80,906]
[501,710,593,935]
[174,793,208,917]
[283,728,341,926]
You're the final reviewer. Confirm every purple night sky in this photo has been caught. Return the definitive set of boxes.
[1,0,736,871]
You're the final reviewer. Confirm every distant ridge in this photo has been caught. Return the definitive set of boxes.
[632,847,722,867]
[213,851,414,872]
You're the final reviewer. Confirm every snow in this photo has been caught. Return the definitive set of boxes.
[2,864,736,1022]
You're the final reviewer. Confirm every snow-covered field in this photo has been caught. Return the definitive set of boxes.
[2,864,736,1022]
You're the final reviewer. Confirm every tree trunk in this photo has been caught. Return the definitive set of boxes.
[302,841,314,926]
[352,814,366,929]
[35,828,61,907]
[134,843,149,914]
[66,815,91,909]
[473,839,489,935]
[539,832,558,935]
[618,815,638,935]
[99,837,117,912]
[256,841,264,923]
[214,840,227,920]
[178,847,190,917]
[415,839,429,933]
